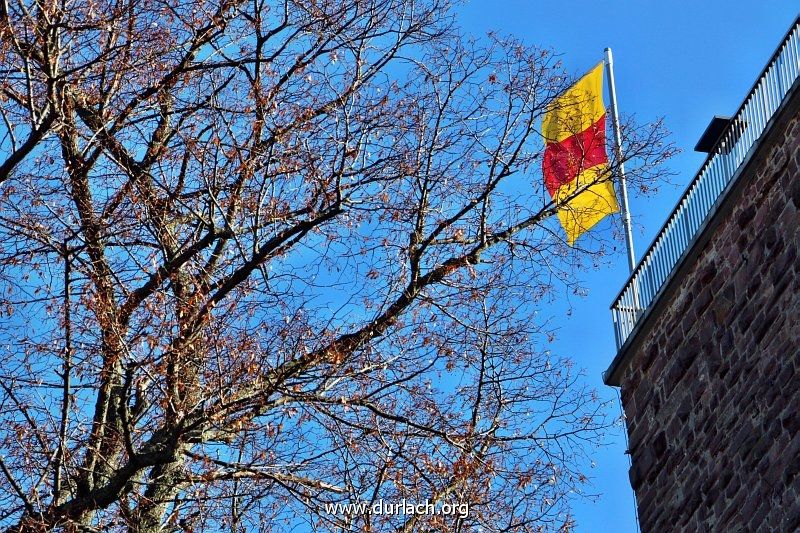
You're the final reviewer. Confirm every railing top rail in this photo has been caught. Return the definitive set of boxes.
[610,15,800,310]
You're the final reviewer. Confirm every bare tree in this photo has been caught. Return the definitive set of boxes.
[0,0,673,531]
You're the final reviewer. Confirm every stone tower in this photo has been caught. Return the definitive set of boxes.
[604,17,800,532]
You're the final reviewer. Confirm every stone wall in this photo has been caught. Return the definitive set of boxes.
[609,91,800,531]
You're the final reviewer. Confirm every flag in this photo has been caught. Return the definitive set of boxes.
[542,62,619,246]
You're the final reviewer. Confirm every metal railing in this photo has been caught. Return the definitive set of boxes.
[611,16,800,350]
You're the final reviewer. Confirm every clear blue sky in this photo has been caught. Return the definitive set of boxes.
[454,2,798,531]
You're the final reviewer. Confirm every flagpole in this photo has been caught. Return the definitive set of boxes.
[604,48,637,275]
[604,53,643,533]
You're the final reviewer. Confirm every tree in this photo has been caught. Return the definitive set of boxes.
[0,0,673,531]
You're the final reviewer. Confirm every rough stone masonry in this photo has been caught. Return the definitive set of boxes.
[605,82,800,531]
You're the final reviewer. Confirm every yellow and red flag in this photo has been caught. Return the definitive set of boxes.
[542,62,619,245]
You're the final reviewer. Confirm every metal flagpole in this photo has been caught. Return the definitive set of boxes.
[606,51,643,533]
[604,47,637,275]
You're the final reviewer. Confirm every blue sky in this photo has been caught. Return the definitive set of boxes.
[454,2,798,531]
